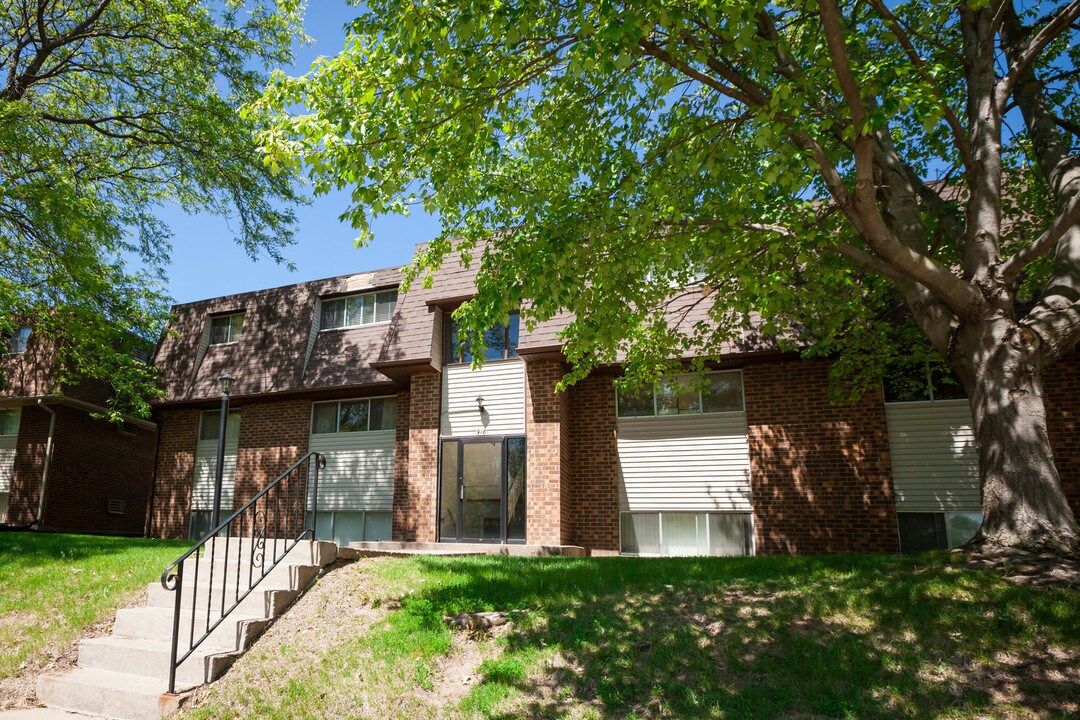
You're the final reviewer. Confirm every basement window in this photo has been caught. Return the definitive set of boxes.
[897,511,982,552]
[620,512,753,557]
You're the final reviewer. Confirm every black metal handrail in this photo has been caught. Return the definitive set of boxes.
[159,451,323,694]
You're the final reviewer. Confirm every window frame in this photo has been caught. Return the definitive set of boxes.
[310,396,397,435]
[197,410,240,443]
[0,408,21,437]
[615,370,745,419]
[618,510,754,557]
[4,327,31,355]
[208,313,244,346]
[883,359,966,404]
[444,312,520,365]
[318,289,398,332]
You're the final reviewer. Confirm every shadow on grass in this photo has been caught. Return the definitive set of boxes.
[0,531,189,570]
[409,554,1080,720]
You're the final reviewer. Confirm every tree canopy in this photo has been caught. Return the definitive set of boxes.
[0,0,305,417]
[255,1,1080,552]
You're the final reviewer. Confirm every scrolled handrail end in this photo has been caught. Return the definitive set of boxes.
[160,567,179,591]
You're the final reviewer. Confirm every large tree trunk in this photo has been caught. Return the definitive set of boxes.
[957,319,1080,555]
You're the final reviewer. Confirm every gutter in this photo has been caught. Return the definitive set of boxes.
[35,400,56,526]
[13,394,157,431]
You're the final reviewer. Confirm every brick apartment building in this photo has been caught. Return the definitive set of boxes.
[123,244,1075,555]
[0,327,158,535]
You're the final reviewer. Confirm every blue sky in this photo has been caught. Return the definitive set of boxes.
[158,3,440,304]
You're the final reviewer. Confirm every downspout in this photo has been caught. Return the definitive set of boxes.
[36,400,57,526]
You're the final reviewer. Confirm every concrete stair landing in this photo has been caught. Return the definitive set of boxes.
[350,540,586,557]
[34,539,339,720]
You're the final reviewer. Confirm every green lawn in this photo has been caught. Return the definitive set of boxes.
[0,532,189,679]
[182,552,1080,720]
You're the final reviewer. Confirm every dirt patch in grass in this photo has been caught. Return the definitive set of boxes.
[182,558,388,715]
[424,631,492,707]
[957,548,1080,590]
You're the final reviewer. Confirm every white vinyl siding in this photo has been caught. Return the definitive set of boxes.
[441,360,525,437]
[191,411,240,512]
[616,411,752,512]
[191,437,238,511]
[0,409,18,521]
[885,399,980,512]
[307,430,395,512]
[0,436,16,493]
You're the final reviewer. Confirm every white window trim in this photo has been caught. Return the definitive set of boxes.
[616,369,745,419]
[311,396,398,435]
[208,312,245,346]
[318,290,398,332]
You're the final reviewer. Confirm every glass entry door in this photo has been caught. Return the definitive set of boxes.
[439,437,526,543]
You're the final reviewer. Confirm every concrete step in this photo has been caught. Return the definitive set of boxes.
[175,539,336,569]
[78,637,238,687]
[34,540,343,720]
[169,540,336,581]
[146,582,300,619]
[162,561,320,601]
[112,606,269,653]
[36,668,183,720]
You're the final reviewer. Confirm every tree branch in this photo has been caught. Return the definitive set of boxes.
[997,0,1080,111]
[1000,192,1080,283]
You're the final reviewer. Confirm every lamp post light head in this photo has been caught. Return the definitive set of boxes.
[220,372,234,396]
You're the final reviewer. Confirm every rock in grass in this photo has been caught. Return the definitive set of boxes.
[444,610,524,631]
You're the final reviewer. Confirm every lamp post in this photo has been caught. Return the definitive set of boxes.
[211,372,234,531]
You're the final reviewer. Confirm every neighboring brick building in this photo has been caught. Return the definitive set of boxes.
[0,327,158,535]
[144,246,1079,556]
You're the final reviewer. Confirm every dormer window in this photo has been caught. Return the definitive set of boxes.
[446,313,520,364]
[320,290,397,330]
[4,327,30,355]
[209,313,244,345]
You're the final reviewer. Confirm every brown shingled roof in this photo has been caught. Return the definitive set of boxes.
[155,243,780,404]
[154,267,402,403]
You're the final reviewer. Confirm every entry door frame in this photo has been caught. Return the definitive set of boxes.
[438,435,526,544]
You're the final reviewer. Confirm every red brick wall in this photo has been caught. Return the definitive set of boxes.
[233,400,308,497]
[744,359,899,555]
[394,372,439,542]
[231,400,311,536]
[391,389,411,539]
[150,408,199,538]
[524,361,570,545]
[6,405,50,526]
[1045,354,1080,516]
[566,374,620,553]
[41,406,156,535]
[6,404,155,535]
